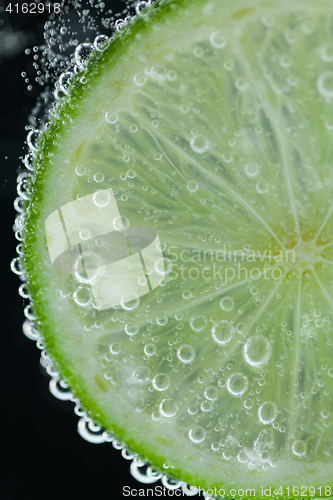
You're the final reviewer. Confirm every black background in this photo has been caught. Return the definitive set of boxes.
[0,1,169,499]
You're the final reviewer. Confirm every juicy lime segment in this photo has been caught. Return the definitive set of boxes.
[23,0,333,495]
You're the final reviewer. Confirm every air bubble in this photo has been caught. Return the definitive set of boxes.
[243,335,272,367]
[27,129,43,153]
[244,398,254,409]
[125,322,139,336]
[256,181,269,193]
[94,172,104,182]
[222,153,233,163]
[226,373,248,397]
[144,343,156,356]
[94,34,109,52]
[75,42,94,70]
[177,345,195,364]
[22,153,34,172]
[75,165,86,176]
[79,229,91,240]
[279,54,293,68]
[115,18,127,31]
[188,404,198,415]
[121,292,139,311]
[155,257,166,275]
[105,111,118,124]
[113,216,129,231]
[292,440,307,457]
[157,315,168,326]
[153,373,170,391]
[73,287,91,307]
[320,43,333,62]
[204,386,218,401]
[110,342,122,354]
[187,180,199,192]
[245,162,259,177]
[167,70,177,81]
[127,169,136,178]
[18,283,30,299]
[212,321,234,345]
[201,400,212,412]
[93,189,111,207]
[11,257,23,275]
[189,426,206,443]
[210,31,227,49]
[258,401,278,425]
[58,71,73,94]
[236,323,246,334]
[190,134,209,154]
[193,47,204,57]
[317,71,333,99]
[135,0,151,16]
[74,252,101,284]
[235,77,248,91]
[133,72,147,86]
[189,315,207,332]
[220,296,234,311]
[159,398,178,417]
[224,60,234,71]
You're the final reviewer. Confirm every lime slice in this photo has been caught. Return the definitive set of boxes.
[20,0,333,495]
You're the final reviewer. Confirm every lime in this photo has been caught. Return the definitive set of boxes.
[18,0,333,496]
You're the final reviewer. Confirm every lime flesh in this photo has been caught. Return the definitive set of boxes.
[23,0,333,495]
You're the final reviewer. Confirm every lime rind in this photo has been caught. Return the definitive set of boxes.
[14,0,333,497]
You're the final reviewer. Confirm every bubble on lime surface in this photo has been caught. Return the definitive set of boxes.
[292,439,307,457]
[189,316,207,332]
[73,287,92,307]
[226,373,248,397]
[144,343,156,356]
[153,373,171,391]
[212,321,234,345]
[190,134,209,154]
[159,398,178,418]
[189,426,206,443]
[317,71,333,98]
[245,162,259,177]
[258,402,278,425]
[93,189,111,207]
[125,322,139,336]
[177,345,196,364]
[187,180,199,193]
[220,296,234,311]
[243,336,272,368]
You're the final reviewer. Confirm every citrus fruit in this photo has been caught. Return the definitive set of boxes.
[17,0,333,496]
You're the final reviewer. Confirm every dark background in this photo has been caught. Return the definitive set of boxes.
[0,1,168,498]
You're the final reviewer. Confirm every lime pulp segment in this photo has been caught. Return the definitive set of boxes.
[23,0,333,495]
